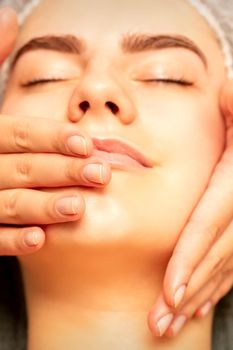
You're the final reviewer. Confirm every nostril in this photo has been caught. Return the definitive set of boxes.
[79,101,90,113]
[106,101,119,114]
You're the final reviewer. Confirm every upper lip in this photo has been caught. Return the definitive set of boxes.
[92,137,154,168]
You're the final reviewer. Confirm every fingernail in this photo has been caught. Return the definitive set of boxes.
[24,231,41,247]
[156,313,173,336]
[171,315,187,336]
[174,284,186,308]
[197,301,212,318]
[82,164,108,184]
[55,196,80,215]
[67,135,88,156]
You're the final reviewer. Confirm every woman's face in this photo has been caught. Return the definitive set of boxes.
[1,0,226,255]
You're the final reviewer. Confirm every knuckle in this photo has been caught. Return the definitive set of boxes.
[16,156,34,186]
[65,158,79,182]
[211,272,222,287]
[4,190,21,220]
[208,254,226,277]
[13,119,31,151]
[223,265,233,276]
[15,229,27,253]
[186,217,220,244]
[202,224,220,246]
[45,195,60,221]
[51,123,68,154]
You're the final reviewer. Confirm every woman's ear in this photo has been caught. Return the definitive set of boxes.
[220,79,233,131]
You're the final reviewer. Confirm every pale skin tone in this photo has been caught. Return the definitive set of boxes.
[0,0,233,343]
[0,0,232,348]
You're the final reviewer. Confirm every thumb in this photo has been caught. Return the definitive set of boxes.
[0,7,18,65]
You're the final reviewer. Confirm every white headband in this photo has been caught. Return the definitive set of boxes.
[187,0,233,78]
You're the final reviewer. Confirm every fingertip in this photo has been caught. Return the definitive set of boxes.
[148,311,174,337]
[147,295,173,337]
[163,283,187,309]
[163,261,188,308]
[162,271,178,308]
[54,193,85,220]
[147,309,160,336]
[0,6,18,64]
[22,228,45,251]
[0,6,17,23]
[66,134,93,157]
[64,125,93,157]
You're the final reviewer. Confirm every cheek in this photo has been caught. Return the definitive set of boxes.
[137,90,225,165]
[91,96,225,253]
[0,87,72,119]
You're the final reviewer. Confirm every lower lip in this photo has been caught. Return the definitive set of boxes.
[92,149,145,169]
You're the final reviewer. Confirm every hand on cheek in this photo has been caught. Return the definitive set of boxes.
[148,79,233,338]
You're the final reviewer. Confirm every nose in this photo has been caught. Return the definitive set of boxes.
[67,68,136,124]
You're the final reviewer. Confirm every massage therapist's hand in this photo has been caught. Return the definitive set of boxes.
[0,7,17,65]
[0,7,111,256]
[148,80,233,337]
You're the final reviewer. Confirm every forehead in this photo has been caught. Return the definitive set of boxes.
[15,0,225,78]
[19,0,215,45]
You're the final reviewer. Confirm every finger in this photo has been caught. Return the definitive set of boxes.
[164,258,233,336]
[0,7,18,64]
[206,271,233,307]
[163,149,233,308]
[0,226,45,255]
[165,272,223,338]
[196,257,233,314]
[0,116,93,156]
[0,188,86,225]
[147,294,174,337]
[172,219,233,305]
[0,154,111,189]
[162,80,233,307]
[148,257,231,337]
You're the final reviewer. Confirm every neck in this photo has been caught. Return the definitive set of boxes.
[19,244,213,350]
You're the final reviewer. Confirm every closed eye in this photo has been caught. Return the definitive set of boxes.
[20,77,194,88]
[143,78,194,86]
[20,78,65,88]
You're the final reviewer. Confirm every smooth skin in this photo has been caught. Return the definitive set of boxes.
[149,81,233,336]
[0,7,111,255]
[0,3,232,339]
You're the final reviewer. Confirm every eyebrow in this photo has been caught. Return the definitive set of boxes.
[122,33,207,68]
[11,35,84,69]
[11,33,208,69]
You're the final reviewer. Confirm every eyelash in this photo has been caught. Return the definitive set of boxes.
[20,78,65,87]
[142,78,193,86]
[20,77,193,88]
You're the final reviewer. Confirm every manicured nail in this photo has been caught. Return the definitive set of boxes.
[67,135,88,156]
[197,301,212,318]
[82,164,108,184]
[171,315,187,336]
[55,196,80,215]
[174,284,186,308]
[24,231,40,247]
[156,313,173,336]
